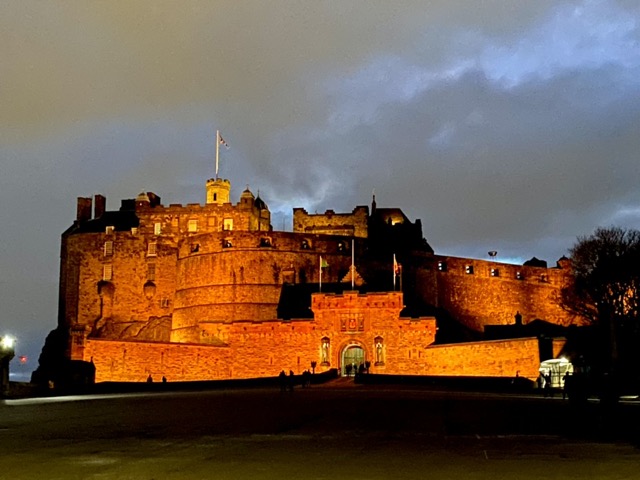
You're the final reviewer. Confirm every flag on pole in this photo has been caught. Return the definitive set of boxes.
[215,129,229,179]
[319,256,329,292]
[393,254,401,290]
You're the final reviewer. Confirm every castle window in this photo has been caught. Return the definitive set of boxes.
[223,218,233,231]
[147,242,157,257]
[213,193,217,202]
[301,239,310,250]
[465,265,474,274]
[539,274,548,283]
[103,241,113,257]
[102,264,113,281]
[223,239,233,248]
[131,227,139,235]
[437,261,447,272]
[516,271,524,280]
[490,268,500,277]
[337,241,348,253]
[160,297,170,308]
[188,219,198,233]
[259,237,272,247]
[154,222,162,235]
[190,243,200,253]
[147,263,156,281]
[105,226,114,235]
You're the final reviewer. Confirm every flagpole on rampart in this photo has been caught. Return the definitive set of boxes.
[351,239,355,290]
[393,254,397,291]
[215,130,220,179]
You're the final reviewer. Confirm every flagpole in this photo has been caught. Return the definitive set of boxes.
[319,256,322,293]
[215,130,220,179]
[351,239,355,290]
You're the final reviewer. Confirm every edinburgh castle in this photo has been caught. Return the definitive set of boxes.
[50,174,581,383]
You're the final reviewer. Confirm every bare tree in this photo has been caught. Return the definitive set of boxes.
[560,227,640,372]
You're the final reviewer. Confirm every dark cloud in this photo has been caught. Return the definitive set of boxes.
[2,0,639,373]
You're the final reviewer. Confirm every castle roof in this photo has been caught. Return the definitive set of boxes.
[254,195,267,210]
[66,210,139,234]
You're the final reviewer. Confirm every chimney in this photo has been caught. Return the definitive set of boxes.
[76,197,92,222]
[94,194,106,218]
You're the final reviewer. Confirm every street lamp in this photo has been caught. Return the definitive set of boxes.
[1,335,16,396]
[1,335,15,351]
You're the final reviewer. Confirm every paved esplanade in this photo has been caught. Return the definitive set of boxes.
[1,382,639,479]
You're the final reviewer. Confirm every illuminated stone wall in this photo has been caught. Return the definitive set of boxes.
[171,232,361,343]
[62,231,177,341]
[421,338,544,380]
[83,322,546,382]
[293,206,369,238]
[81,291,439,382]
[417,255,580,333]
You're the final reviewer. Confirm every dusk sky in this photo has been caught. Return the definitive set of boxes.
[2,1,639,379]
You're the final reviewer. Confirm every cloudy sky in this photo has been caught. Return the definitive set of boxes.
[2,1,639,378]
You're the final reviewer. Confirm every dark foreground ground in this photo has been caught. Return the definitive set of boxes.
[1,379,640,479]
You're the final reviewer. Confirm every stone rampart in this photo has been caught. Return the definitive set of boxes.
[293,206,369,238]
[418,255,580,332]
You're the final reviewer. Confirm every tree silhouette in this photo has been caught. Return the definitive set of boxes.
[560,227,640,375]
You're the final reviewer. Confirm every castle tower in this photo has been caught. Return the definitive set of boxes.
[206,178,231,205]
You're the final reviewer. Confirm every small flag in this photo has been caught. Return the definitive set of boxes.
[393,254,401,275]
[219,134,229,148]
[320,257,329,268]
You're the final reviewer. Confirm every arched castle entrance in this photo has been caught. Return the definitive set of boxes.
[341,343,365,376]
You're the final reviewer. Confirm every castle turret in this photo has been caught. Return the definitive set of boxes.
[239,186,255,209]
[206,178,231,205]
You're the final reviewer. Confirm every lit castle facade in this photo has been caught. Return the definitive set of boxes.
[51,174,578,383]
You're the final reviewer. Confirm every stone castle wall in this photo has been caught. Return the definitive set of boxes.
[420,338,542,379]
[83,331,544,382]
[293,206,369,238]
[417,255,578,332]
[136,200,269,237]
[62,231,177,340]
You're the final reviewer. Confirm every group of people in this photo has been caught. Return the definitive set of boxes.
[538,371,573,399]
[278,369,312,392]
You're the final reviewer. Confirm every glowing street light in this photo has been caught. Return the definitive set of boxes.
[1,334,16,396]
[1,335,15,351]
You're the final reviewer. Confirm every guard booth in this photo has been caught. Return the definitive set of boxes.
[539,358,573,388]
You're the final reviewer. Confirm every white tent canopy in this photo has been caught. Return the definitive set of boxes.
[539,358,573,388]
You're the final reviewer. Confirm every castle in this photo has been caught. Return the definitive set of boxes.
[55,175,579,383]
